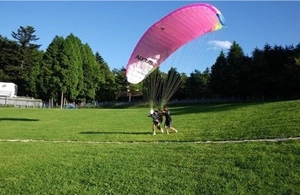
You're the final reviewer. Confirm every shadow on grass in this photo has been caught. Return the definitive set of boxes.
[80,131,150,135]
[169,101,267,116]
[0,118,39,121]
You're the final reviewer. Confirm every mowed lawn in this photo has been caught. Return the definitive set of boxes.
[0,100,300,194]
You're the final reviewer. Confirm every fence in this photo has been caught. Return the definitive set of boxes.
[0,97,42,108]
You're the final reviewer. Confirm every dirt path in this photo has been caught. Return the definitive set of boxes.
[0,136,299,144]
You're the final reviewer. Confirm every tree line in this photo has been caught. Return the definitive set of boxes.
[0,26,119,107]
[173,41,300,101]
[1,26,300,107]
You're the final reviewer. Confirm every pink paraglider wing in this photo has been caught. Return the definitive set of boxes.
[126,3,226,84]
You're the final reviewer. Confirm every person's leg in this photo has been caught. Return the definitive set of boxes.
[159,123,164,133]
[170,127,178,133]
[169,121,178,133]
[165,126,170,134]
[152,123,156,135]
[165,121,171,134]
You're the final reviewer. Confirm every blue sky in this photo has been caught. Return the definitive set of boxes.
[1,1,299,75]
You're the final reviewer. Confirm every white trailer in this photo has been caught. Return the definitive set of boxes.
[0,82,18,98]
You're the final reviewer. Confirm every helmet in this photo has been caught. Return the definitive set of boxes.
[150,109,154,114]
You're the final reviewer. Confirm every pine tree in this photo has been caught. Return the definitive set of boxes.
[11,26,42,97]
[41,36,67,107]
[64,34,83,102]
[226,41,246,98]
[80,44,101,102]
[95,52,117,101]
[209,50,228,97]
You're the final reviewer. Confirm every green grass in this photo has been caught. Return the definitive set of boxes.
[0,100,300,194]
[1,100,299,142]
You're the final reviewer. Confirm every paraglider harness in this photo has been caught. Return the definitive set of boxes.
[149,110,163,125]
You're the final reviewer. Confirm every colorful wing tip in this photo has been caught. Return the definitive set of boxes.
[217,13,227,27]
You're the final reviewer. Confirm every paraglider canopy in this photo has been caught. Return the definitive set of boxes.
[126,3,226,84]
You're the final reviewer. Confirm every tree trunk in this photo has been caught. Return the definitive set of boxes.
[64,96,66,108]
[49,98,53,108]
[60,92,64,109]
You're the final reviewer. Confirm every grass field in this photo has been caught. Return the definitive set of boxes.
[0,100,300,194]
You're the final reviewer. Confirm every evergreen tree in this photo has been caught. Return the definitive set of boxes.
[11,26,40,49]
[173,72,188,100]
[41,36,67,106]
[226,41,246,98]
[64,34,84,102]
[294,44,300,66]
[159,67,182,105]
[95,52,118,101]
[251,47,268,98]
[80,44,101,102]
[189,68,210,98]
[0,36,19,81]
[209,51,228,97]
[11,26,42,97]
[112,67,127,101]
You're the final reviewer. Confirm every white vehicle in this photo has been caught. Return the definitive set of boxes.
[0,82,18,98]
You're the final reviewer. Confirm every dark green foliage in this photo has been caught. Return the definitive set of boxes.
[209,51,228,97]
[40,36,66,101]
[95,52,118,102]
[143,67,183,107]
[1,26,300,104]
[2,26,43,97]
[64,34,84,101]
[142,68,164,106]
[80,44,101,101]
[172,72,188,100]
[210,42,300,99]
[0,36,19,81]
[111,67,143,102]
[161,67,183,105]
[11,26,41,49]
[185,68,210,99]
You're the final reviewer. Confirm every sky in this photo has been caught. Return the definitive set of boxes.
[0,1,299,75]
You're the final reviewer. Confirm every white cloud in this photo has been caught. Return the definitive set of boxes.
[207,40,232,50]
